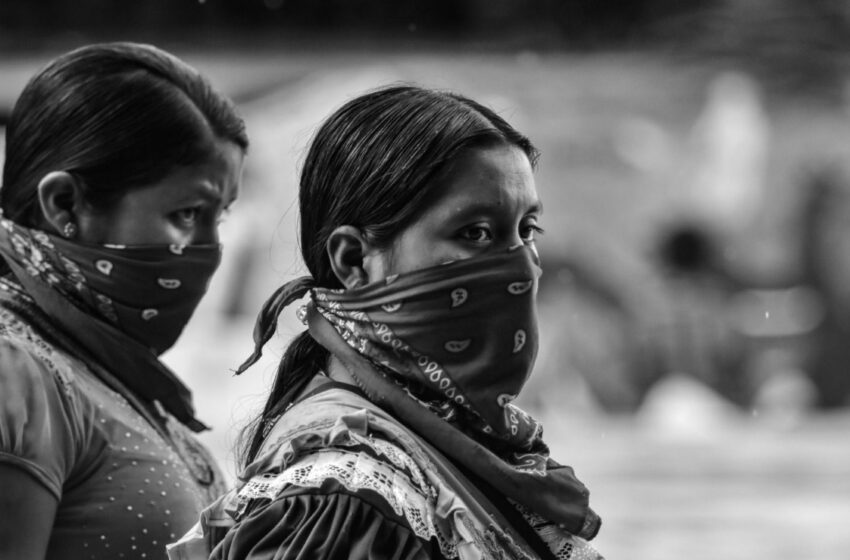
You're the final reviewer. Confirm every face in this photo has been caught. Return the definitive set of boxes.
[77,138,244,246]
[362,144,541,282]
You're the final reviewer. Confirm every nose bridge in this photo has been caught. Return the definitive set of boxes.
[499,185,530,251]
[507,227,524,249]
[192,220,219,246]
[499,216,525,251]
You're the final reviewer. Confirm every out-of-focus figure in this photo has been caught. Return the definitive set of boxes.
[687,72,770,237]
[793,170,850,408]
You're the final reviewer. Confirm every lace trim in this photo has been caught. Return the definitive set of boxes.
[236,394,599,560]
[235,441,545,560]
[348,431,433,495]
[513,500,604,560]
[237,447,459,558]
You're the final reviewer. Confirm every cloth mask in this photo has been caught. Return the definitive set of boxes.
[0,215,221,355]
[312,244,542,446]
[237,245,602,539]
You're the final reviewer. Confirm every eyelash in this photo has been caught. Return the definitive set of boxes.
[460,222,544,243]
[173,207,202,227]
[463,225,492,242]
[522,224,545,241]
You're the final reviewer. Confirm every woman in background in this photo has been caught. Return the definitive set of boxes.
[0,42,247,559]
[170,85,601,560]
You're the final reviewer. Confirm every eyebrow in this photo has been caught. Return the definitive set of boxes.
[533,200,544,215]
[450,197,543,218]
[175,182,225,205]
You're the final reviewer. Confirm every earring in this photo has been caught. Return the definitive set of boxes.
[62,222,77,239]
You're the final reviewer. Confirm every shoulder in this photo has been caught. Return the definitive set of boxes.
[0,301,81,409]
[242,436,436,526]
[0,302,86,498]
[216,388,452,559]
[249,386,439,521]
[0,298,78,385]
[213,464,447,560]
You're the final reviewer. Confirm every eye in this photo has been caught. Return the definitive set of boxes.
[173,206,201,227]
[521,220,544,243]
[459,224,493,243]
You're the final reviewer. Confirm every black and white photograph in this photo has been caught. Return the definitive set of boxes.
[1,2,849,559]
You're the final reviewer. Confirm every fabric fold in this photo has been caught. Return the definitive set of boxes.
[0,218,209,431]
[168,385,603,560]
[306,306,600,540]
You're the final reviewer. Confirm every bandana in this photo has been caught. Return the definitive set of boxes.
[0,215,220,430]
[0,216,220,354]
[312,244,541,446]
[239,245,601,540]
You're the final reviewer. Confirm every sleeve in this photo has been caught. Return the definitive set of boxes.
[0,340,81,499]
[211,481,447,560]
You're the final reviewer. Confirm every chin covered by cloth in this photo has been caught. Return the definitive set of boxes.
[169,246,601,560]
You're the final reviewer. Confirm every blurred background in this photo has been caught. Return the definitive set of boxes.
[3,1,850,558]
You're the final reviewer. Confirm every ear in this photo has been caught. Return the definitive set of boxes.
[326,225,372,289]
[36,171,85,236]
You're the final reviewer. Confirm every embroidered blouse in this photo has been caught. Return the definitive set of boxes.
[0,282,224,559]
[168,382,602,560]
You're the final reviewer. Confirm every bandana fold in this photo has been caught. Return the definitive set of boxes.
[240,246,601,540]
[0,215,219,431]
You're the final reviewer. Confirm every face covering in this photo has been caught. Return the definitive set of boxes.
[239,244,542,446]
[238,245,601,540]
[0,215,221,355]
[313,244,541,442]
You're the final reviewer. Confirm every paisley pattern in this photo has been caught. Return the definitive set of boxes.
[312,245,542,447]
[237,245,602,547]
[0,214,220,354]
[168,386,603,560]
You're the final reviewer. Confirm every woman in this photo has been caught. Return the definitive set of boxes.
[0,43,247,559]
[170,85,601,560]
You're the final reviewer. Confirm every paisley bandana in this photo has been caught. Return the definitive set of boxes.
[0,215,221,355]
[312,244,542,447]
[239,245,601,540]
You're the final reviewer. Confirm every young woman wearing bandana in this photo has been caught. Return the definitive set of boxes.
[169,86,602,560]
[0,43,247,559]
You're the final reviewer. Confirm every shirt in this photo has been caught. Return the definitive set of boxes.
[0,285,224,559]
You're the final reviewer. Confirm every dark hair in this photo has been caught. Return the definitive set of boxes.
[1,42,248,226]
[242,84,538,464]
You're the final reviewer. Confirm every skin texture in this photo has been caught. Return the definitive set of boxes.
[329,144,541,288]
[38,138,245,247]
[326,144,540,383]
[0,138,244,560]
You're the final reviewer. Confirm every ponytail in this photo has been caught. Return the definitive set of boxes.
[240,85,539,468]
[240,331,328,466]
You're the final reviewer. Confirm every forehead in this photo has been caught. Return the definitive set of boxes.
[124,140,244,206]
[429,144,538,213]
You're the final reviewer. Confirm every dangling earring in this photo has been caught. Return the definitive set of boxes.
[62,222,78,239]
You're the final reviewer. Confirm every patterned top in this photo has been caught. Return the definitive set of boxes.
[0,281,224,560]
[168,381,602,560]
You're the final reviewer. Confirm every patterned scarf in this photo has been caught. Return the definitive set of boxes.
[0,215,220,430]
[239,246,601,540]
[315,245,541,446]
[0,215,221,354]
